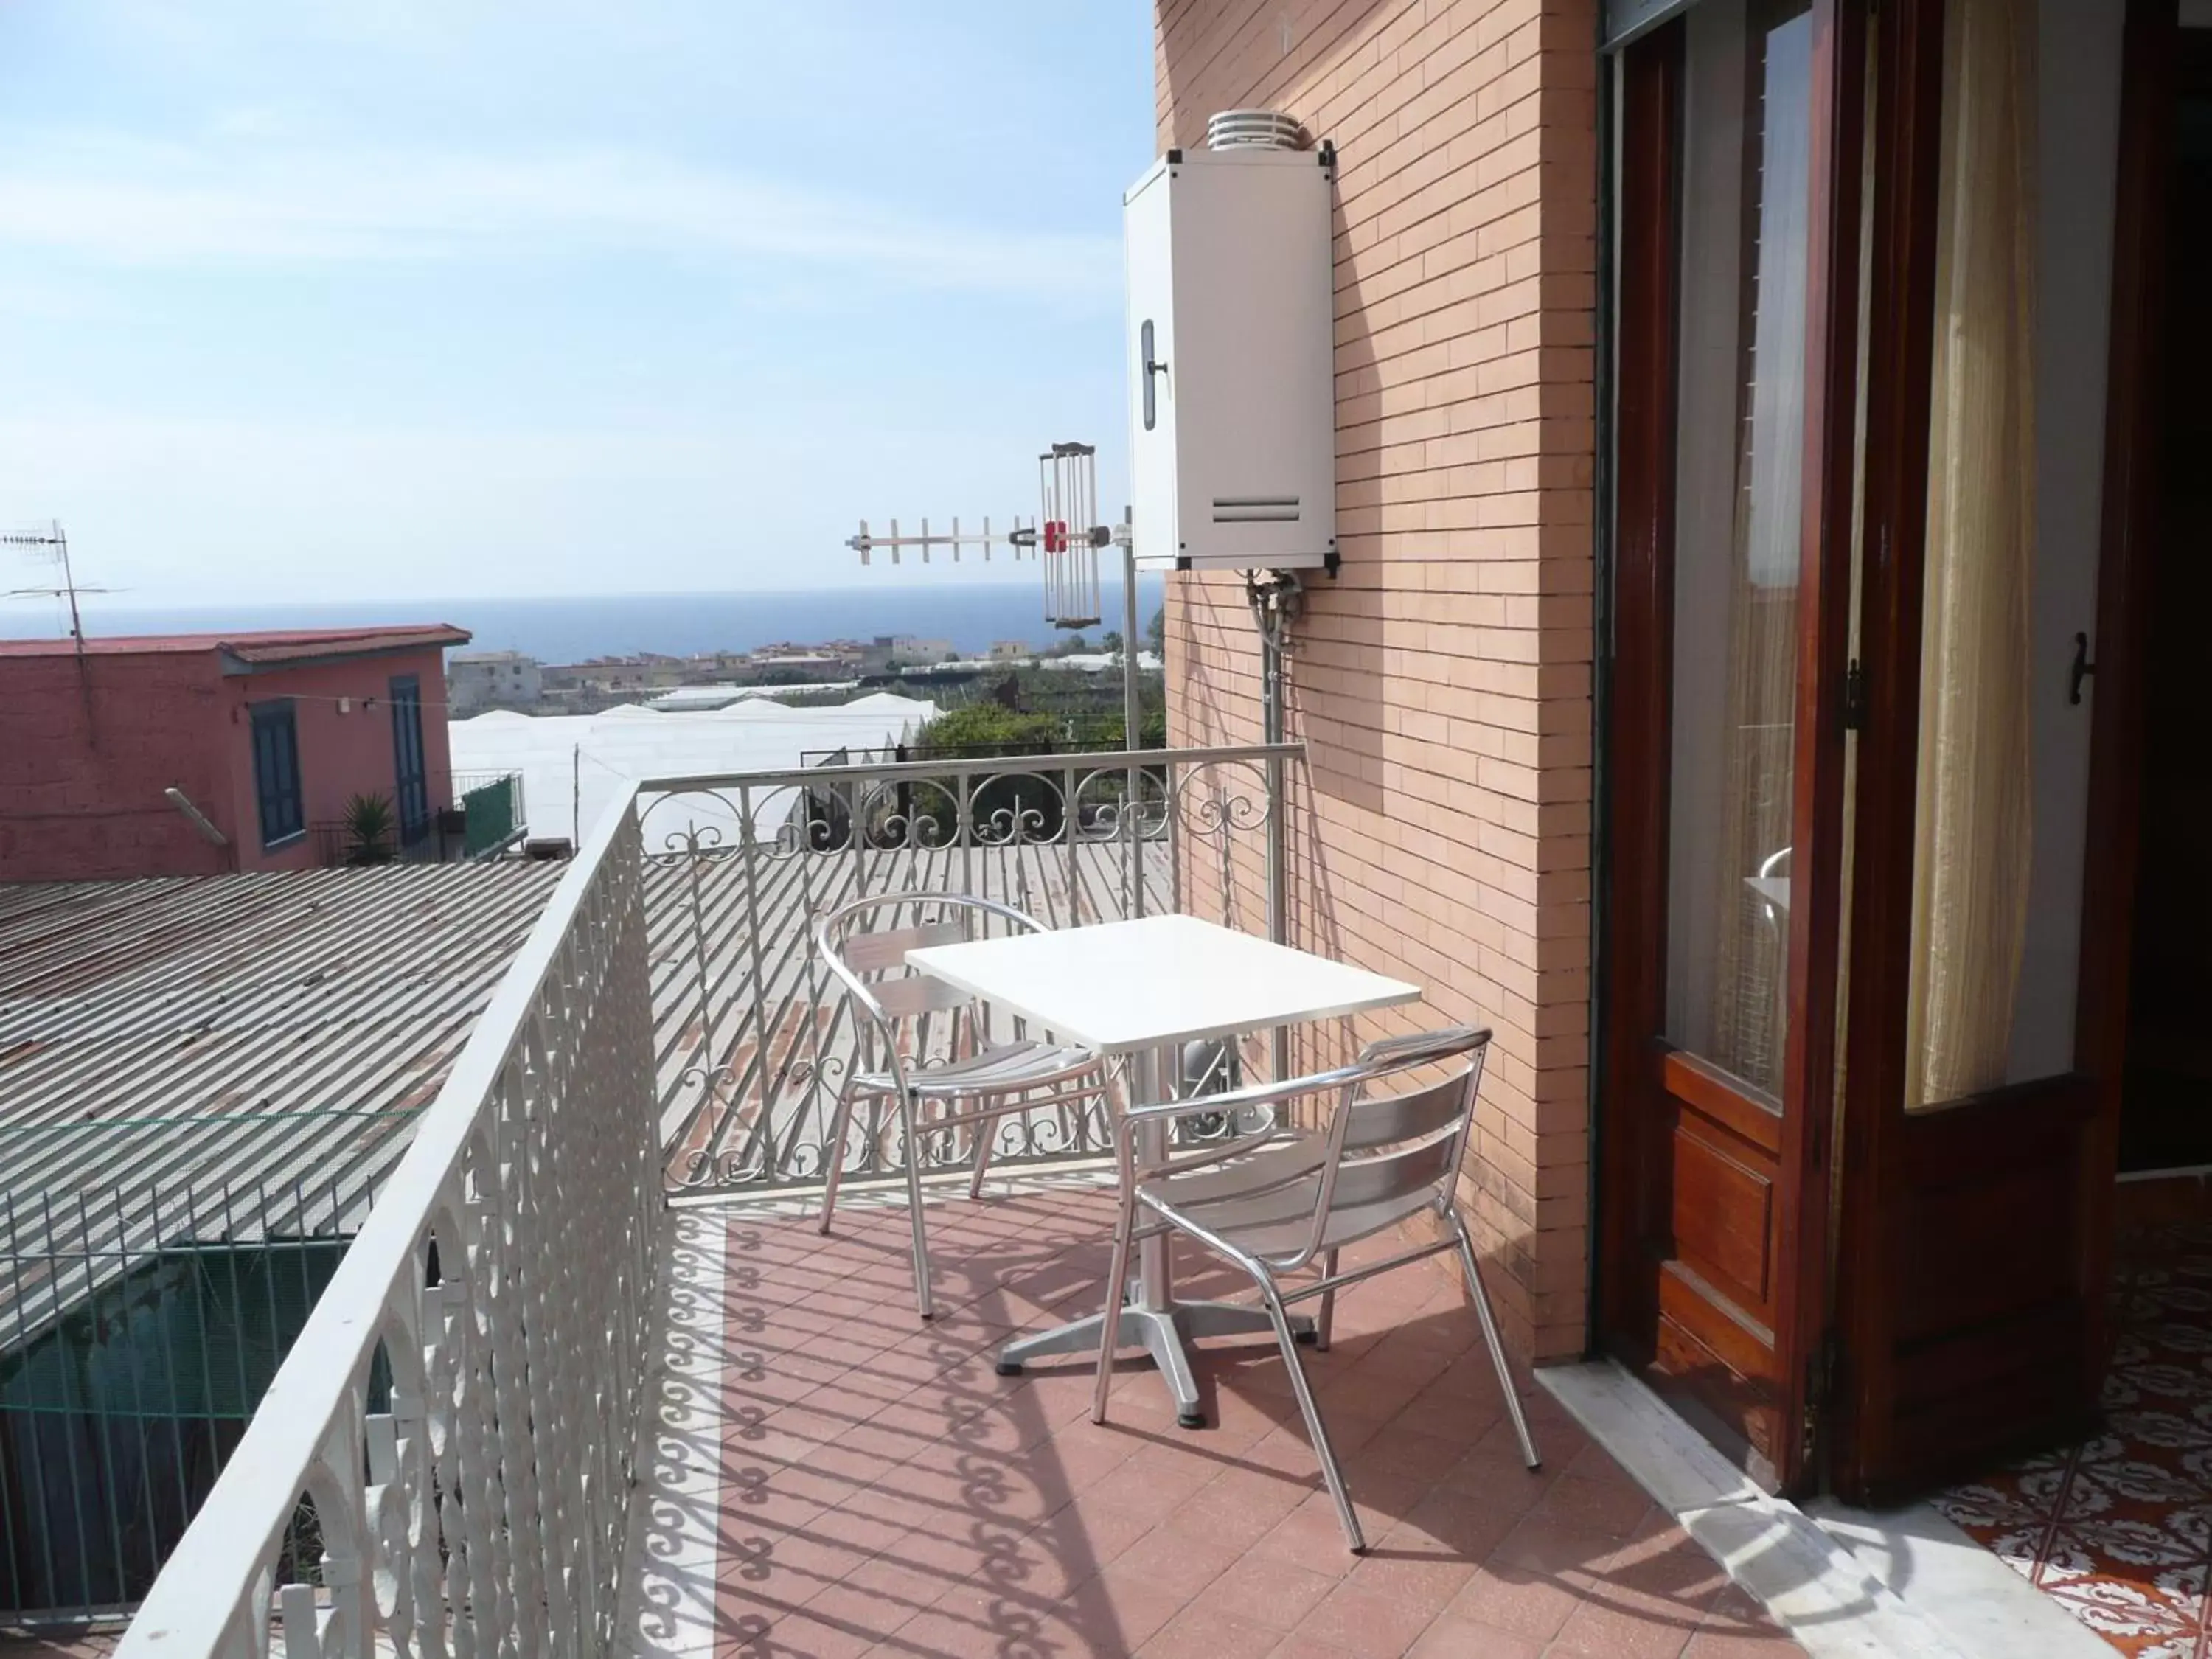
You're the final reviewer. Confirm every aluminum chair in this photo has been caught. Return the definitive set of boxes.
[814,892,1116,1321]
[1091,1023,1539,1551]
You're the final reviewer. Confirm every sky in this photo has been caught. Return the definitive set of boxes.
[0,2,1156,613]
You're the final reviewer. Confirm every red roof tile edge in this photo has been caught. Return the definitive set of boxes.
[0,625,471,661]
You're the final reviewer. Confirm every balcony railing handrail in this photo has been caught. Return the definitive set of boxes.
[635,739,1300,795]
[450,766,524,789]
[118,780,658,1658]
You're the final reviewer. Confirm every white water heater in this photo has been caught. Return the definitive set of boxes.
[1123,131,1338,573]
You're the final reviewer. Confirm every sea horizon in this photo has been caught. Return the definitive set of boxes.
[2,579,1167,667]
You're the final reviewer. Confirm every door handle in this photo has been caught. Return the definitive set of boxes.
[1140,319,1166,431]
[2070,631,2095,706]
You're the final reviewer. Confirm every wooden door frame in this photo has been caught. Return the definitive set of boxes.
[1595,0,1867,1494]
[2071,0,2182,1392]
[1826,0,2179,1502]
[1789,0,1870,1484]
[1593,4,1681,1393]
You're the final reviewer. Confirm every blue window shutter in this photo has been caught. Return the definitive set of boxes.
[250,700,303,849]
[389,675,428,844]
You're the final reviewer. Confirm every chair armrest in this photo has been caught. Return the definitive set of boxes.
[1123,1025,1491,1130]
[1120,1079,1295,1124]
[1357,1023,1490,1068]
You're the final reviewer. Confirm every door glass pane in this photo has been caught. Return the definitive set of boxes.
[1665,0,1815,1099]
[1906,0,2115,1109]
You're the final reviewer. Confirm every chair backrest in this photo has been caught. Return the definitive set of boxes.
[1166,1024,1492,1271]
[813,891,1048,1052]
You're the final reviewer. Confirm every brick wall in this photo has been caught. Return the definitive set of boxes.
[0,653,235,881]
[0,645,461,882]
[1155,0,1598,1360]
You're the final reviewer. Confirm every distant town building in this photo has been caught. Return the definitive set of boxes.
[540,657,689,698]
[872,635,955,669]
[447,649,543,717]
[748,653,848,678]
[988,641,1032,661]
[0,625,470,882]
[521,639,936,714]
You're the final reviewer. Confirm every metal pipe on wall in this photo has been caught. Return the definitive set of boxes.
[1249,570,1304,1080]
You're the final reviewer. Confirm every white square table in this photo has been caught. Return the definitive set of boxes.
[907,911,1421,1427]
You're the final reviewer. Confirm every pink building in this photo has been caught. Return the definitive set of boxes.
[0,625,469,883]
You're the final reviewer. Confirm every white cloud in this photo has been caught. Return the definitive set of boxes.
[0,131,1120,303]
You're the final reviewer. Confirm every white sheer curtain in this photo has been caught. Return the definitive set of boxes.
[1666,0,1815,1098]
[1904,0,2039,1109]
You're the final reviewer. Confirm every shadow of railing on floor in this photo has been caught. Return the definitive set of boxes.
[630,1200,1832,1658]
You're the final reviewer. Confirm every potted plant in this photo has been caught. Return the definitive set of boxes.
[341,792,398,866]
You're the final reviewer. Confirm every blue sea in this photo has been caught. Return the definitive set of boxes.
[17,579,1168,664]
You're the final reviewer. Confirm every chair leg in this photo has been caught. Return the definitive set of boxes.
[816,1074,860,1236]
[1315,1248,1339,1352]
[898,1095,936,1321]
[1091,1183,1139,1426]
[1257,1269,1364,1552]
[967,1102,997,1200]
[1450,1207,1540,1469]
[1103,1062,1130,1144]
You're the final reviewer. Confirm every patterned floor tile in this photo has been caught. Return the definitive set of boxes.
[1938,1220,2212,1658]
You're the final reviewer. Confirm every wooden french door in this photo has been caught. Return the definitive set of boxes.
[1824,0,2177,1503]
[1598,0,1866,1492]
[1604,0,2181,1503]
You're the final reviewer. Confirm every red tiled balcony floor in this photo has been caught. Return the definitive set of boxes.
[703,1188,1807,1658]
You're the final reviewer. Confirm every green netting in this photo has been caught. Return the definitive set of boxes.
[0,1239,391,1614]
[462,774,518,855]
[0,1242,347,1421]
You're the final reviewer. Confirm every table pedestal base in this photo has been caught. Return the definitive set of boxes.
[995,1298,1316,1428]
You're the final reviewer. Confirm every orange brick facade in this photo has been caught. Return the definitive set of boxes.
[1155,0,1599,1360]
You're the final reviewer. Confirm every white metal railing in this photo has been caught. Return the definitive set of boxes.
[116,791,661,1659]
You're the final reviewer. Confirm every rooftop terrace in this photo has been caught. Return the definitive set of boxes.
[63,745,1818,1658]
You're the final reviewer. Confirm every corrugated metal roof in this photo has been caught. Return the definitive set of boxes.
[0,863,561,1339]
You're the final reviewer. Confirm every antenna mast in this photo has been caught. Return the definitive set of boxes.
[4,521,112,745]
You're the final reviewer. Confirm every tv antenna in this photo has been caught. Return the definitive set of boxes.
[4,521,111,744]
[845,437,1141,711]
[844,439,1154,903]
[846,442,1128,632]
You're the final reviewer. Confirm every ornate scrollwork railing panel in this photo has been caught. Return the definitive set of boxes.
[638,744,1300,1195]
[118,798,661,1659]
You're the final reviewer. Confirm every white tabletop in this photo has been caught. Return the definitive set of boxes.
[905,913,1422,1055]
